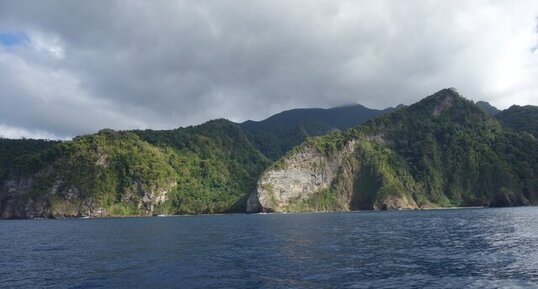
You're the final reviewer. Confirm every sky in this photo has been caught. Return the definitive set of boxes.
[0,0,537,139]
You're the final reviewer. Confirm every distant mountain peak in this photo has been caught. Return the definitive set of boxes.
[430,87,461,98]
[475,101,500,115]
[507,104,538,110]
[497,104,538,137]
[238,103,393,160]
[405,88,473,117]
[418,88,464,104]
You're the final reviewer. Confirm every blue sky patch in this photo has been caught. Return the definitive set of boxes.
[0,32,29,47]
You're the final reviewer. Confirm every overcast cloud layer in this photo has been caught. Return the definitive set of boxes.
[1,0,537,139]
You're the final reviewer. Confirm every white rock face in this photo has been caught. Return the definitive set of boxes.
[248,140,356,212]
[138,180,176,215]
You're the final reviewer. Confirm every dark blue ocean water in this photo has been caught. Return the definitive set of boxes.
[1,207,538,289]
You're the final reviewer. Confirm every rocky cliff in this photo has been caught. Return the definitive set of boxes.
[247,139,357,212]
[248,89,538,212]
[0,135,177,218]
[2,89,537,218]
[247,134,421,213]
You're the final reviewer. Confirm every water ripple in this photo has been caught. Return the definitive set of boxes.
[1,207,538,288]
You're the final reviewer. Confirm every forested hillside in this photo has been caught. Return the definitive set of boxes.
[249,89,538,212]
[0,120,269,218]
[496,105,538,137]
[1,90,537,218]
[239,104,396,160]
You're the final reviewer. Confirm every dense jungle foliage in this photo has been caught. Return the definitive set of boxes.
[282,89,538,210]
[1,120,269,216]
[1,89,537,217]
[496,105,538,138]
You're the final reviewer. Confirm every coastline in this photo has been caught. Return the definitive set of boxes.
[3,205,529,220]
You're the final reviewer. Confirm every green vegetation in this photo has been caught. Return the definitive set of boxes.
[239,105,392,160]
[57,130,178,210]
[271,89,538,211]
[287,188,349,212]
[475,101,500,115]
[0,120,269,217]
[1,89,537,218]
[133,119,270,214]
[377,90,538,206]
[0,138,60,180]
[497,105,538,138]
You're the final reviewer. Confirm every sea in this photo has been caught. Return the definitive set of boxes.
[1,207,537,288]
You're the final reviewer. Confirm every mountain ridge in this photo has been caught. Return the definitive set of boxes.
[475,100,500,115]
[238,104,398,160]
[496,105,538,138]
[248,89,538,212]
[1,89,537,218]
[0,103,404,218]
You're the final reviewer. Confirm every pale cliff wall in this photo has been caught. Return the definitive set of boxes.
[247,135,420,213]
[247,140,357,212]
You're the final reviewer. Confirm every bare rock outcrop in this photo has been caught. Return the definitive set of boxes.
[247,140,356,212]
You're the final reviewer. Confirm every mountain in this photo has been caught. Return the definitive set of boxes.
[496,105,538,138]
[0,120,269,218]
[132,120,270,213]
[475,101,500,115]
[239,104,397,160]
[2,103,398,219]
[2,91,537,218]
[247,89,538,212]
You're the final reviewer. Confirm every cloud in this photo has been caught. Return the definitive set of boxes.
[0,0,537,139]
[532,17,538,53]
[0,124,60,140]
